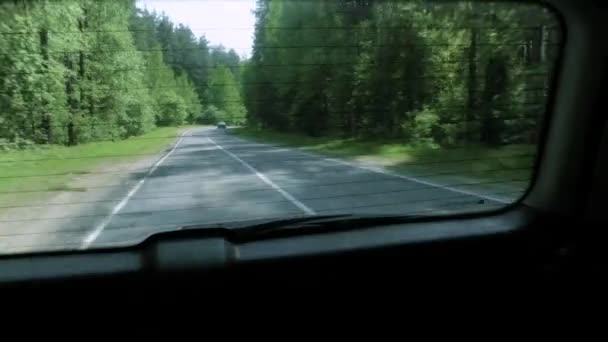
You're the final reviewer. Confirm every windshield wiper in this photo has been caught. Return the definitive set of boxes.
[180,214,423,242]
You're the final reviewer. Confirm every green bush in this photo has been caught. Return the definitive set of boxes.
[0,137,36,151]
[157,97,187,126]
[196,105,225,124]
[411,107,442,147]
[439,120,481,147]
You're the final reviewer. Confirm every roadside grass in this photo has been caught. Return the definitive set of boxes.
[0,126,193,206]
[232,127,536,187]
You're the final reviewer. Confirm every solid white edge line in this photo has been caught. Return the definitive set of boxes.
[80,130,191,249]
[208,137,317,216]
[228,135,509,204]
[319,156,510,204]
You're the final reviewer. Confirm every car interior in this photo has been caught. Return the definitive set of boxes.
[1,0,607,292]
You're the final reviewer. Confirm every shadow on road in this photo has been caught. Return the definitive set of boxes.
[4,127,511,252]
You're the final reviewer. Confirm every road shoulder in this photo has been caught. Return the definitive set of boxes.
[0,128,190,254]
[228,130,528,203]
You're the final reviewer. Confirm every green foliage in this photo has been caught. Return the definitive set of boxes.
[244,0,560,147]
[0,137,36,152]
[0,0,212,147]
[196,105,224,124]
[411,107,441,147]
[1,0,558,150]
[208,64,246,125]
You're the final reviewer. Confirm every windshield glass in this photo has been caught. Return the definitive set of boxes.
[0,0,561,254]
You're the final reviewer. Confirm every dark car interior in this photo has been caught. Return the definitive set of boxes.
[1,0,607,292]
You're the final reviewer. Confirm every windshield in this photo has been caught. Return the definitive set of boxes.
[0,0,561,254]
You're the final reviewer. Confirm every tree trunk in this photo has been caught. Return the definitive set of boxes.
[39,28,52,144]
[64,52,79,145]
[466,26,478,143]
[480,57,507,145]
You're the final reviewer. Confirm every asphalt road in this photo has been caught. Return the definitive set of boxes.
[1,126,510,253]
[84,126,509,248]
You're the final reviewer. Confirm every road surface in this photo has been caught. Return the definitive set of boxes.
[2,127,509,253]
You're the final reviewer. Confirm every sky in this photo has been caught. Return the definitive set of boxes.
[136,0,256,57]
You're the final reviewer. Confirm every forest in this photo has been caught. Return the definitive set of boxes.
[242,0,560,147]
[0,0,245,148]
[0,0,560,150]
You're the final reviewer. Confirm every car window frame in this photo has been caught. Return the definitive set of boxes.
[0,0,605,286]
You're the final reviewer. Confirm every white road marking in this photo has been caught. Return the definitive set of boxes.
[228,134,510,203]
[318,156,510,204]
[208,137,316,216]
[80,130,191,249]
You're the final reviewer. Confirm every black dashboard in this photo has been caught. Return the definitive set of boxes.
[2,206,597,290]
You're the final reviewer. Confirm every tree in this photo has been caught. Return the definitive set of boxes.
[208,64,246,124]
[131,8,206,122]
[0,0,558,150]
[67,0,156,142]
[0,0,204,146]
[243,0,559,147]
[0,0,74,144]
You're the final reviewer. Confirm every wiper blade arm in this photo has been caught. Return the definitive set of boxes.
[181,214,421,241]
[181,214,349,234]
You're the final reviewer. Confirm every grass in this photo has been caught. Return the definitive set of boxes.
[0,126,192,205]
[232,127,536,188]
[46,185,88,192]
